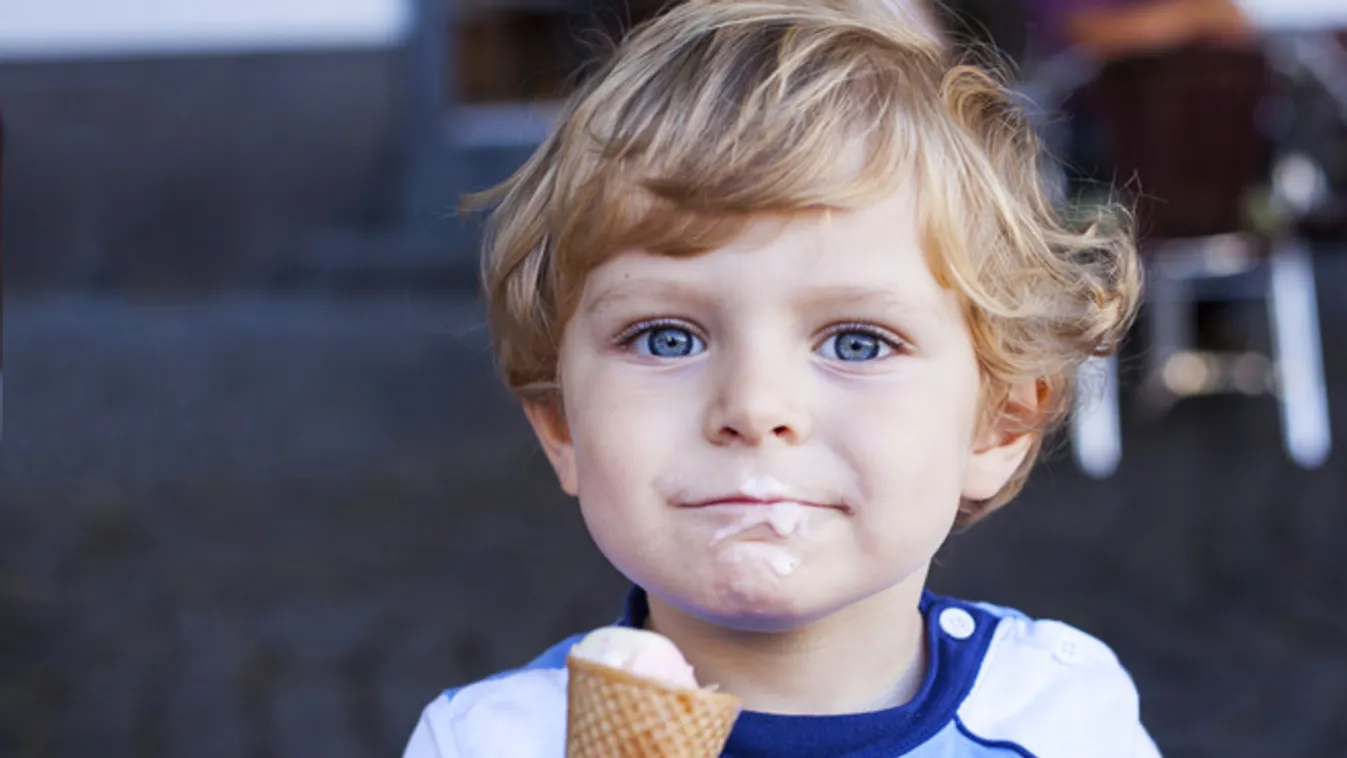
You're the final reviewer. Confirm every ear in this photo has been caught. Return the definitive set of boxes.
[523,401,579,496]
[962,378,1041,502]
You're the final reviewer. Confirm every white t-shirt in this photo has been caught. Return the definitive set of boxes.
[403,589,1162,758]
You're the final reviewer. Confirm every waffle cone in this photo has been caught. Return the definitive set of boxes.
[565,654,742,758]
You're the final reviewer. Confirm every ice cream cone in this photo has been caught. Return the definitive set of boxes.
[565,653,742,758]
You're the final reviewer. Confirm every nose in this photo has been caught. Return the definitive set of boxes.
[703,348,812,447]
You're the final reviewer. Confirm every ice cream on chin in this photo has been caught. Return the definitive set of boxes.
[565,627,742,757]
[568,627,699,689]
[707,501,814,580]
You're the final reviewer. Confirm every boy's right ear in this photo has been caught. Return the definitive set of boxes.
[523,401,579,496]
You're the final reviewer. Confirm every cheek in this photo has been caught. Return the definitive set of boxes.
[562,376,707,592]
[826,367,977,467]
[823,367,978,546]
[563,362,696,500]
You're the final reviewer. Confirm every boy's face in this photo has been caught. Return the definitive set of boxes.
[527,190,1032,631]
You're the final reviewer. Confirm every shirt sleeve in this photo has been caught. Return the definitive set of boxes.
[1130,723,1164,758]
[957,614,1164,758]
[402,699,461,758]
[399,668,570,758]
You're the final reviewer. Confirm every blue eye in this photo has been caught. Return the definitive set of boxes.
[821,330,893,362]
[634,325,705,358]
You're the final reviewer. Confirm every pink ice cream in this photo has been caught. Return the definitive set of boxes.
[569,627,699,690]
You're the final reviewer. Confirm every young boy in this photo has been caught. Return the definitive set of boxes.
[406,0,1157,755]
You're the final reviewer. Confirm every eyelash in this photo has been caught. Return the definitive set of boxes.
[822,322,908,354]
[614,319,908,354]
[614,318,698,349]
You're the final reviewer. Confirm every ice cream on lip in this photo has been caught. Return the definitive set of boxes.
[674,473,848,513]
[709,500,812,544]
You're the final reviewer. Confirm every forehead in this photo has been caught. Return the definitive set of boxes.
[579,190,953,315]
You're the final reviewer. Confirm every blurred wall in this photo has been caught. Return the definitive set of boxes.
[0,51,411,291]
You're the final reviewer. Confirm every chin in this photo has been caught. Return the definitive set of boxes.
[696,594,838,633]
[669,572,836,633]
[706,608,821,633]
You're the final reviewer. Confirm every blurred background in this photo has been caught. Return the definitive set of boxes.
[1,1,1345,756]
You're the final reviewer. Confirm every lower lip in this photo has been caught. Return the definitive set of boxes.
[688,501,847,519]
[691,500,820,510]
[694,501,821,544]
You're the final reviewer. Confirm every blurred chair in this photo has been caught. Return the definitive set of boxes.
[1078,44,1331,471]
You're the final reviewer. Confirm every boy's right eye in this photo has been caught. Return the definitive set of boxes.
[625,323,706,358]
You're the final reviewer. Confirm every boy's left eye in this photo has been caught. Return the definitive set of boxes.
[819,329,897,362]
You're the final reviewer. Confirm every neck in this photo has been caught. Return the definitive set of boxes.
[644,579,929,716]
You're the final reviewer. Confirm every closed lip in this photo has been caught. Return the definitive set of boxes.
[682,496,846,512]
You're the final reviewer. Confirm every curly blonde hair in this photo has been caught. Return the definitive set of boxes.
[471,0,1140,522]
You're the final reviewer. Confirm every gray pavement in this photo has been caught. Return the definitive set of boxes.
[2,275,1347,757]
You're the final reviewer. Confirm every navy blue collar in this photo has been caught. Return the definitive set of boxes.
[617,586,997,758]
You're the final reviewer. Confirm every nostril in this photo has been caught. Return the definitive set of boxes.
[716,425,746,442]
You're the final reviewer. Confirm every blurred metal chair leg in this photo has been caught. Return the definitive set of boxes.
[1141,254,1195,416]
[1072,355,1123,478]
[1268,239,1332,467]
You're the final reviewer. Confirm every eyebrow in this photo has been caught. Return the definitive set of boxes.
[791,284,932,316]
[581,279,714,315]
[584,281,933,316]
[795,284,949,341]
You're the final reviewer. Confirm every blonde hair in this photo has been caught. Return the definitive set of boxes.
[471,0,1140,522]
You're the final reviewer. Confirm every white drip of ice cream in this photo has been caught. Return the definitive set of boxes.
[706,476,814,577]
[740,473,786,500]
[722,542,801,576]
[710,501,811,545]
